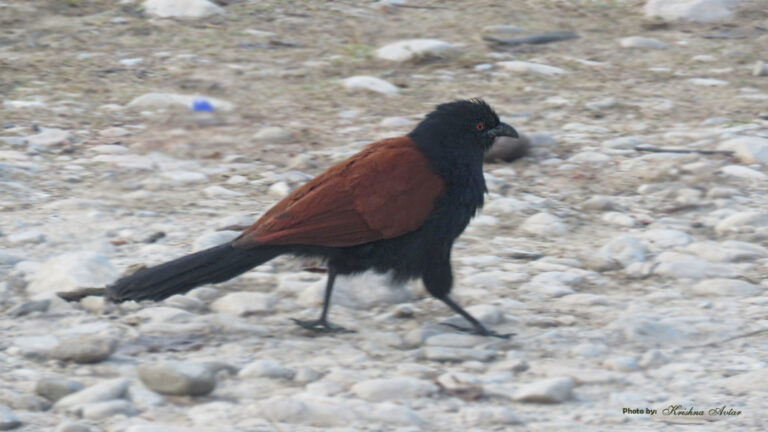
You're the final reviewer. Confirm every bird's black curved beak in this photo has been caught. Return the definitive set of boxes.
[487,122,518,139]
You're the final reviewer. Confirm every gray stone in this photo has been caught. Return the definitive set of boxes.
[461,406,524,425]
[497,61,566,75]
[419,347,496,362]
[639,349,668,368]
[27,252,120,295]
[715,211,768,234]
[619,36,666,49]
[55,422,91,432]
[253,127,294,144]
[54,379,129,413]
[595,235,648,268]
[81,400,137,420]
[127,92,233,111]
[238,359,295,380]
[513,377,574,403]
[376,39,455,62]
[645,0,739,23]
[718,136,768,164]
[653,252,748,279]
[640,229,693,248]
[689,278,761,296]
[686,241,768,262]
[49,334,117,363]
[603,356,640,372]
[137,361,216,396]
[144,0,224,19]
[35,378,85,402]
[351,377,438,402]
[342,76,399,95]
[520,212,567,236]
[6,299,50,317]
[0,406,20,431]
[611,315,685,344]
[7,230,46,244]
[754,61,768,77]
[0,250,22,265]
[160,170,209,184]
[25,128,70,147]
[210,292,277,316]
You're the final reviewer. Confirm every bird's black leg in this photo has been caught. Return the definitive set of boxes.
[291,267,353,333]
[438,295,512,339]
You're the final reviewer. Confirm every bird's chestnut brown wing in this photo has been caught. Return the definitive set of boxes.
[232,137,446,248]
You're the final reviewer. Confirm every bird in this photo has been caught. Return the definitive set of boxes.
[103,99,519,338]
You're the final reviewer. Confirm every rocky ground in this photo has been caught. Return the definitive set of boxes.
[2,0,768,431]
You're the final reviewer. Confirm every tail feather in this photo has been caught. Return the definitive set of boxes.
[106,243,278,302]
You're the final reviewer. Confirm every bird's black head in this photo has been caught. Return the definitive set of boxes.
[409,99,518,156]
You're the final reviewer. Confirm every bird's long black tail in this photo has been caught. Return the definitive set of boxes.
[105,243,279,302]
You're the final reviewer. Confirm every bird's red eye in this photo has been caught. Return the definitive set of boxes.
[476,123,485,131]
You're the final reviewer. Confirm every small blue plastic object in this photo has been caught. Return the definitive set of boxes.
[192,98,214,112]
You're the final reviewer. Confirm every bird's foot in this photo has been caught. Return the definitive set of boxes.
[291,318,355,334]
[442,323,514,339]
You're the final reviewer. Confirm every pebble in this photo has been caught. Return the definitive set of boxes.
[253,126,294,144]
[26,252,120,295]
[715,211,768,234]
[81,400,136,420]
[160,170,208,184]
[55,422,91,432]
[99,126,129,138]
[192,230,240,251]
[268,181,291,198]
[645,0,736,23]
[602,212,636,227]
[0,406,20,431]
[137,361,216,396]
[639,349,668,368]
[718,136,768,164]
[202,185,242,198]
[687,78,728,87]
[144,0,225,19]
[35,378,85,402]
[54,379,129,413]
[25,128,70,147]
[689,278,761,296]
[342,76,399,95]
[379,117,413,128]
[520,212,567,236]
[461,406,524,425]
[720,165,767,179]
[497,61,566,75]
[49,334,117,363]
[640,229,693,248]
[211,292,277,316]
[619,36,667,49]
[419,347,496,362]
[238,359,295,380]
[653,252,747,279]
[611,315,684,344]
[604,356,640,372]
[602,136,644,149]
[754,60,768,77]
[513,377,574,403]
[686,240,767,262]
[7,230,46,244]
[375,39,455,62]
[351,377,438,402]
[568,151,611,163]
[0,250,22,265]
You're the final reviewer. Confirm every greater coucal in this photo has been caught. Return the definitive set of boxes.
[104,99,518,337]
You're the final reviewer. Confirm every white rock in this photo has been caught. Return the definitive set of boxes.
[610,315,685,343]
[689,278,761,296]
[210,292,277,316]
[686,241,768,262]
[26,128,70,147]
[7,230,46,244]
[419,347,496,362]
[268,181,291,198]
[754,60,768,77]
[379,116,413,128]
[54,422,90,432]
[137,361,216,396]
[27,252,119,295]
[604,356,640,372]
[718,136,768,164]
[54,379,129,413]
[203,185,243,198]
[640,229,693,248]
[461,406,524,425]
[521,212,567,236]
[484,197,532,214]
[144,0,224,18]
[602,212,636,227]
[253,127,294,143]
[619,36,667,49]
[342,76,399,95]
[375,39,455,62]
[645,0,738,23]
[127,92,233,111]
[596,235,648,268]
[81,400,136,421]
[497,61,566,75]
[99,127,129,138]
[687,78,728,86]
[0,406,20,431]
[568,151,611,163]
[715,211,768,234]
[351,377,438,402]
[239,359,295,380]
[89,144,129,154]
[160,170,208,184]
[513,377,574,403]
[425,333,488,348]
[603,136,644,149]
[49,334,118,364]
[653,252,748,279]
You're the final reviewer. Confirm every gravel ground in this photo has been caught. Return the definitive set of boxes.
[1,0,768,431]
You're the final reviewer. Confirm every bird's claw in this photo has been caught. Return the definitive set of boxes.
[441,323,514,339]
[291,318,355,334]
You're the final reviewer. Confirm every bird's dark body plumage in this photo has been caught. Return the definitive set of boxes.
[105,99,518,337]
